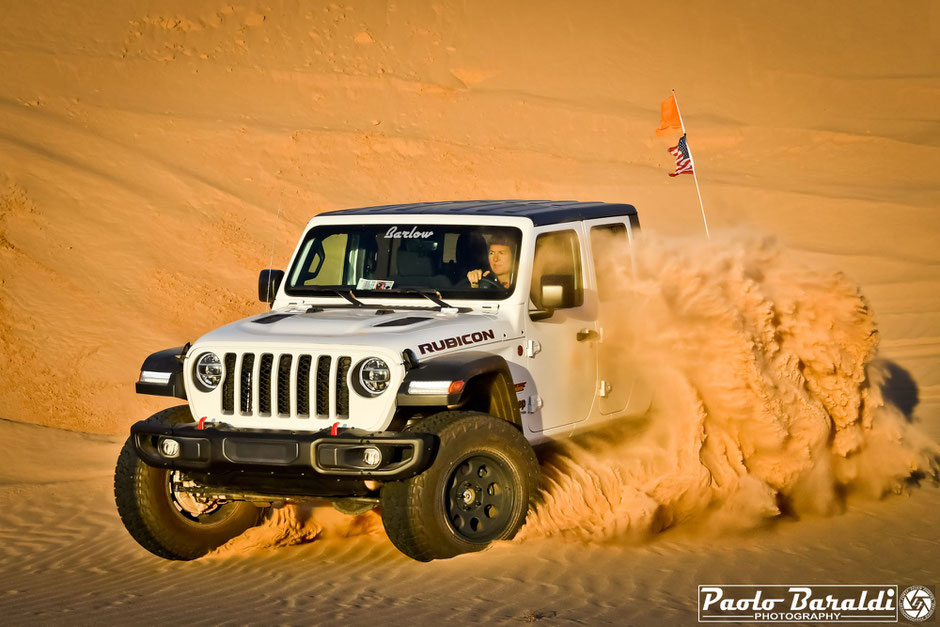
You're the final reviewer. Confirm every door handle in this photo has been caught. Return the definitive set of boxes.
[577,329,598,342]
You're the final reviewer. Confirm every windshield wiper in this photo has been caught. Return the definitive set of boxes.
[299,287,464,312]
[334,289,365,307]
[393,288,453,309]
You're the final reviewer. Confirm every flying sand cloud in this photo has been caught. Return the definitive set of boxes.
[214,233,939,554]
[523,232,940,541]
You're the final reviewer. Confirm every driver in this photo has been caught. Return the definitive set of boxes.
[467,233,515,289]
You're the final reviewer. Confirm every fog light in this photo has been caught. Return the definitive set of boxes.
[362,446,382,468]
[160,438,180,458]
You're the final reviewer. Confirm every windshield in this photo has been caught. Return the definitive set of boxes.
[285,224,522,300]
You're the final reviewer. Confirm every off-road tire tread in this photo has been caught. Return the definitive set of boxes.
[381,411,539,561]
[114,406,263,560]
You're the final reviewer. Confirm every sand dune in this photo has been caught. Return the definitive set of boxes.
[0,417,937,624]
[1,1,938,435]
[1,0,939,623]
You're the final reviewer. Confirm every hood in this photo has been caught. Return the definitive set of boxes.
[193,307,517,357]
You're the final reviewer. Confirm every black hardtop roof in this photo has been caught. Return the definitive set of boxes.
[320,199,637,227]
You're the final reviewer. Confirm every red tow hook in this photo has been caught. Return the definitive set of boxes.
[330,422,339,436]
[197,416,207,430]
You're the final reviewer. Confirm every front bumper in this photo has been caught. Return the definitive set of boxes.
[131,421,437,481]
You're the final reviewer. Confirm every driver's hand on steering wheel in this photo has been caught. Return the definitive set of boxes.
[467,269,489,287]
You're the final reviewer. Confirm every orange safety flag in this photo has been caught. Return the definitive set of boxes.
[656,94,682,136]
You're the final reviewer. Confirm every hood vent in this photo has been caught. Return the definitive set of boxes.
[374,316,432,327]
[253,313,296,325]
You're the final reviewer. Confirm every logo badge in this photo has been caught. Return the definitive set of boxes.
[901,586,935,623]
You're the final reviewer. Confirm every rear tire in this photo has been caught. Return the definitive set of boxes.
[114,406,264,560]
[380,411,539,561]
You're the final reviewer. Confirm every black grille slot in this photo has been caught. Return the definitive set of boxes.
[336,356,351,417]
[240,353,254,413]
[222,353,236,413]
[297,355,312,416]
[277,355,293,416]
[316,356,331,416]
[259,353,273,414]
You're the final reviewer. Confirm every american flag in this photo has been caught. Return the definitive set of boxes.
[668,134,694,177]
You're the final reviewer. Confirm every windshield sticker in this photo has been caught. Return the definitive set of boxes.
[417,329,496,355]
[384,226,434,239]
[356,278,395,290]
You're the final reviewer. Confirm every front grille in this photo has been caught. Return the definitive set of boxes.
[277,355,292,416]
[221,351,354,420]
[336,357,351,416]
[316,356,331,416]
[258,354,274,414]
[297,355,312,416]
[222,353,236,412]
[240,354,254,413]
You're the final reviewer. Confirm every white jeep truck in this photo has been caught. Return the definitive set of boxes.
[115,200,650,561]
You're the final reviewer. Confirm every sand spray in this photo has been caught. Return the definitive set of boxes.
[522,232,939,541]
[215,232,939,553]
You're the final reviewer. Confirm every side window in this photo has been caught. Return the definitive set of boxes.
[302,232,348,286]
[531,230,584,308]
[590,223,627,302]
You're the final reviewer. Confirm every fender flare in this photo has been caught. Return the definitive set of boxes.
[397,351,521,424]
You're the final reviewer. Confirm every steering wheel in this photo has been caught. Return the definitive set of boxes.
[476,273,506,290]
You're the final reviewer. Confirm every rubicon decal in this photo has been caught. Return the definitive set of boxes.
[418,329,496,355]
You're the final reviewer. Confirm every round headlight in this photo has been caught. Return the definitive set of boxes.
[194,352,222,391]
[356,357,390,396]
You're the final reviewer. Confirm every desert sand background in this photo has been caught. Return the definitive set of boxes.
[1,0,938,624]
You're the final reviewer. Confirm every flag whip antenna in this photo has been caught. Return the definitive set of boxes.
[671,89,710,240]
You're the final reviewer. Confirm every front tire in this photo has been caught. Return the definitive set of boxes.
[114,406,264,560]
[380,411,539,561]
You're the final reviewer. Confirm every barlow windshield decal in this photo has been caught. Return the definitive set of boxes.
[418,329,496,355]
[384,226,434,239]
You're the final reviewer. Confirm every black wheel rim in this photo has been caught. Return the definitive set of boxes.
[444,453,515,543]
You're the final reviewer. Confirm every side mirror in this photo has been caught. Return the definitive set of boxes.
[258,269,284,304]
[529,274,576,321]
